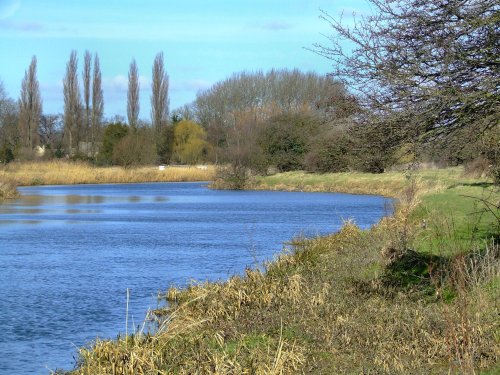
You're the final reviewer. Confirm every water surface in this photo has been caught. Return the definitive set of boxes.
[0,182,392,374]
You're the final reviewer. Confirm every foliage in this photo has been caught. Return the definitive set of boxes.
[112,128,157,167]
[259,113,320,172]
[0,144,14,164]
[99,122,128,165]
[172,120,211,164]
[304,130,350,173]
[347,123,399,173]
[156,125,174,164]
[191,69,350,165]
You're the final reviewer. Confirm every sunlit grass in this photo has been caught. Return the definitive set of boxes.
[250,167,474,198]
[68,167,499,374]
[0,160,215,186]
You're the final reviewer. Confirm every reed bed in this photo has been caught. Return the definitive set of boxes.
[0,160,215,186]
[67,169,499,374]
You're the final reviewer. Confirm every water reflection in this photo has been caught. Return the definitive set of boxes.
[21,208,43,214]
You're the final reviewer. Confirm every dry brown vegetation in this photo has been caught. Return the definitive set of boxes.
[0,179,19,201]
[0,160,215,186]
[68,169,499,375]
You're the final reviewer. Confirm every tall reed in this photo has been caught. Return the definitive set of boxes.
[0,160,215,186]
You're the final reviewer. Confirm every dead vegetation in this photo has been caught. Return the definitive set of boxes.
[0,160,215,186]
[69,209,499,373]
[0,178,19,201]
[65,169,499,374]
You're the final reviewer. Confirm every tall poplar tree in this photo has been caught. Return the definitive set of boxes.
[91,53,104,155]
[63,50,82,154]
[82,50,92,148]
[19,55,42,149]
[151,52,169,137]
[127,59,140,130]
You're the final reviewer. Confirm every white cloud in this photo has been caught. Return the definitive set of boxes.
[171,79,212,92]
[102,75,127,91]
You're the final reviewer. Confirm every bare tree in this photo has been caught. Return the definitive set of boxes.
[82,50,92,145]
[19,55,42,149]
[314,0,499,141]
[0,81,20,151]
[91,53,104,155]
[151,52,169,137]
[39,114,63,151]
[127,58,140,130]
[63,50,82,154]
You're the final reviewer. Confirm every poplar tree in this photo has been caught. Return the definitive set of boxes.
[82,50,92,147]
[127,59,140,130]
[91,53,104,155]
[19,55,42,149]
[151,52,169,137]
[63,50,82,154]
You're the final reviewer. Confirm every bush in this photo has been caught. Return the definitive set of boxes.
[112,130,157,167]
[213,163,249,190]
[0,144,14,164]
[259,113,320,172]
[304,132,350,173]
[98,122,129,165]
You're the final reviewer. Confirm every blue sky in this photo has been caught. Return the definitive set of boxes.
[0,0,369,120]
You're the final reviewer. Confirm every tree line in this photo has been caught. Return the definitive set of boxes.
[0,50,172,165]
[1,0,497,184]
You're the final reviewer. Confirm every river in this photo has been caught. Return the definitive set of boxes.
[0,182,392,374]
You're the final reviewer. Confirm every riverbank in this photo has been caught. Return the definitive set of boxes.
[247,167,470,198]
[0,160,215,187]
[66,166,499,374]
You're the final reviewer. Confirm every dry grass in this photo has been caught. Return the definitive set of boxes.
[248,167,477,198]
[69,220,499,374]
[0,160,215,186]
[0,178,19,201]
[62,168,499,374]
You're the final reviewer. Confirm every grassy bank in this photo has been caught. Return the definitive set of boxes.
[0,161,215,187]
[248,167,475,198]
[67,168,498,374]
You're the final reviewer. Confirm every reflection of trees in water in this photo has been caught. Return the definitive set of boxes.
[65,195,106,205]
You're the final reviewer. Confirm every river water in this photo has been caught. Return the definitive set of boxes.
[0,182,392,374]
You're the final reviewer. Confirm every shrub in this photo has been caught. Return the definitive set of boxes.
[0,144,14,164]
[304,131,350,173]
[259,113,320,172]
[112,130,157,167]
